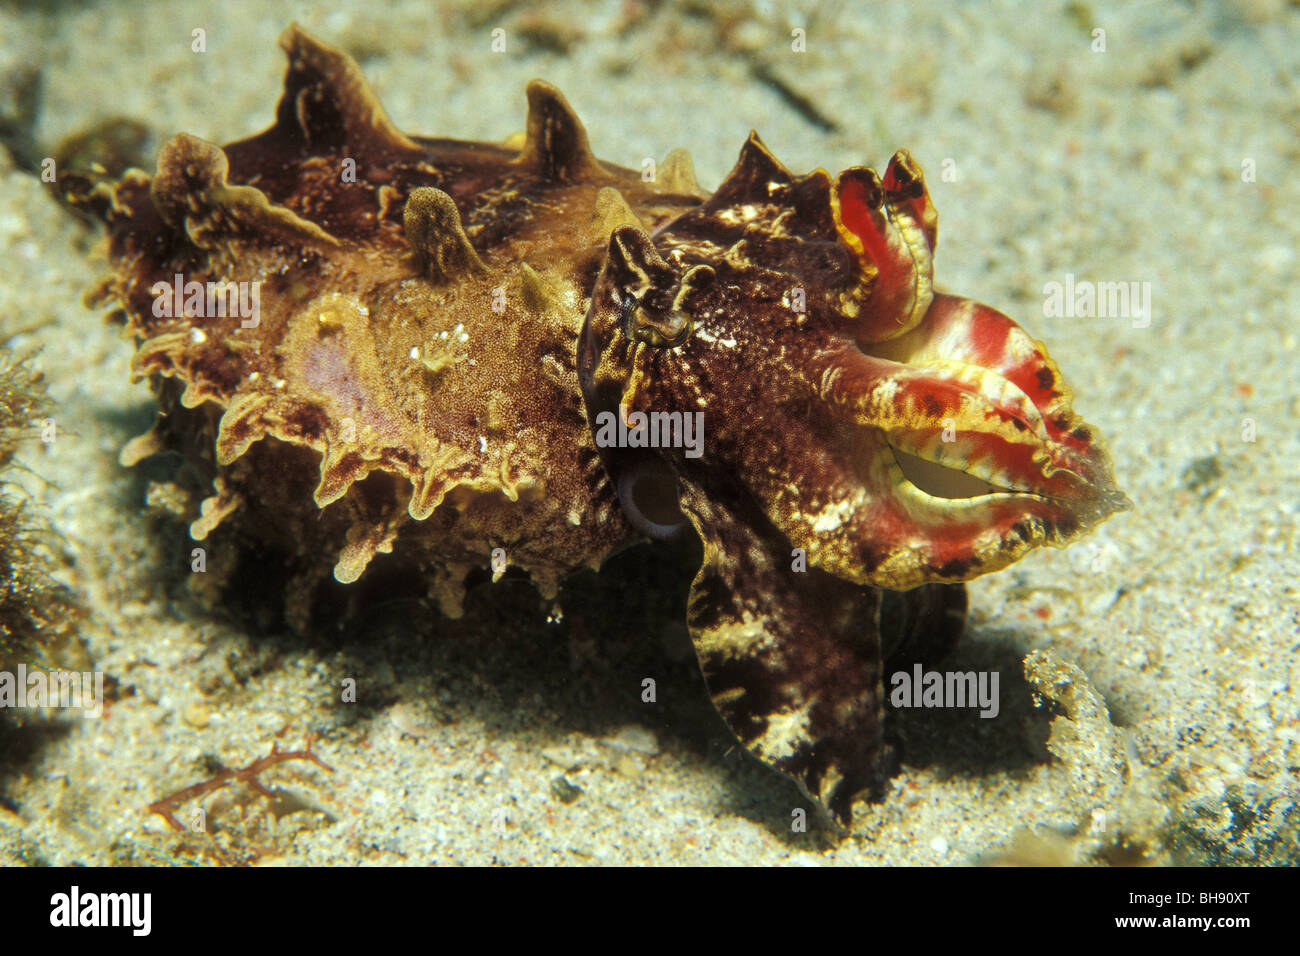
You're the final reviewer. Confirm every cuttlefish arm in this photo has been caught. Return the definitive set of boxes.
[677,476,891,825]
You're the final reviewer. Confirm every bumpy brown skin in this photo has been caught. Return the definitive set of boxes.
[78,24,1127,826]
[84,26,704,620]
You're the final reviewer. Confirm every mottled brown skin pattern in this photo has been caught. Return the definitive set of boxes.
[87,26,703,619]
[78,25,1127,826]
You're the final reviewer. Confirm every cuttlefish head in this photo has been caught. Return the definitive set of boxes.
[578,133,1129,824]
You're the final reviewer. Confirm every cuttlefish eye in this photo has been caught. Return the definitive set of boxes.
[620,292,693,348]
[615,452,688,540]
[612,260,715,350]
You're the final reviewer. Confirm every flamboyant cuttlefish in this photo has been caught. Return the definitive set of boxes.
[65,25,1129,825]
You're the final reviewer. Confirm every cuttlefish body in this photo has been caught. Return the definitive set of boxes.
[67,25,1128,824]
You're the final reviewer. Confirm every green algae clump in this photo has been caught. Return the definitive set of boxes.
[0,349,80,673]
